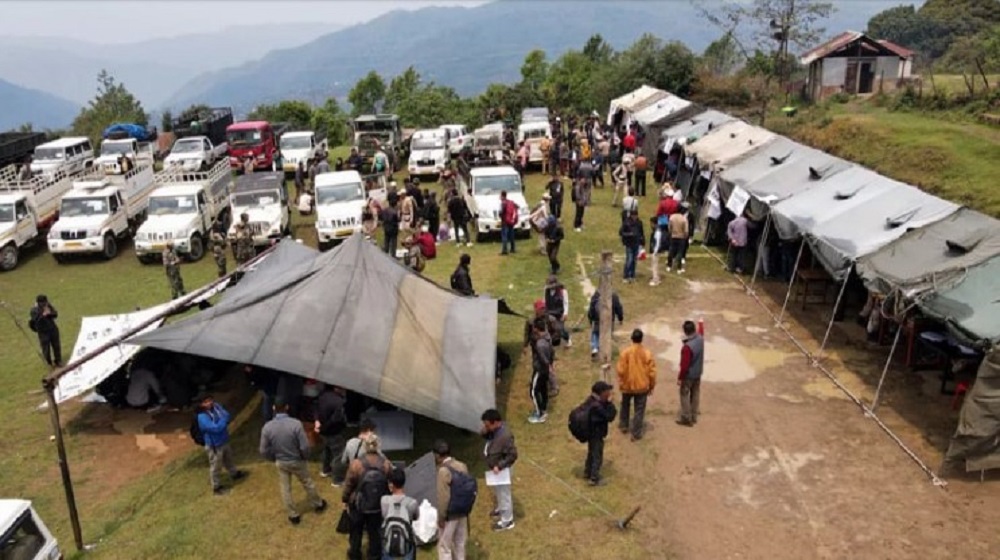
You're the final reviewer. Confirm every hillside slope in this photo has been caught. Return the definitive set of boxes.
[0,78,79,130]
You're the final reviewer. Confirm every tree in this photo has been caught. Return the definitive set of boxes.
[311,98,349,145]
[582,34,614,64]
[160,110,173,133]
[384,67,422,114]
[867,5,940,60]
[609,35,698,97]
[71,70,148,144]
[519,50,549,105]
[702,32,742,76]
[542,51,597,115]
[347,71,386,116]
[248,100,315,129]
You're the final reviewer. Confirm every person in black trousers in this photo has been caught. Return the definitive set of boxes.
[425,191,440,242]
[585,381,617,486]
[546,174,564,219]
[29,295,61,367]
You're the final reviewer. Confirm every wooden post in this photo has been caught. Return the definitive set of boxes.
[598,250,614,380]
[44,385,83,552]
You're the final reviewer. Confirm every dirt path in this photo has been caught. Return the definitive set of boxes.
[606,280,1000,560]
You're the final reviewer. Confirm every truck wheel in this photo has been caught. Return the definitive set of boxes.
[187,234,205,261]
[200,161,209,172]
[0,244,18,271]
[102,233,118,260]
[52,253,67,264]
[137,254,155,265]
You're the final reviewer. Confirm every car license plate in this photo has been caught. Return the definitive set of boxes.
[64,242,82,248]
[336,228,354,237]
[150,244,165,252]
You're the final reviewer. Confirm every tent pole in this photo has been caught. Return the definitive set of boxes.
[816,270,852,360]
[777,239,806,325]
[748,212,771,294]
[871,325,903,412]
[44,384,83,552]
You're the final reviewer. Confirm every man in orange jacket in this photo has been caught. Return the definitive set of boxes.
[615,328,656,441]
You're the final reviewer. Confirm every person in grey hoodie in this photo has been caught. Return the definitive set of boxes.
[260,401,328,524]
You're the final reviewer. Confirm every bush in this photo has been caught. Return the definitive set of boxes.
[828,92,851,104]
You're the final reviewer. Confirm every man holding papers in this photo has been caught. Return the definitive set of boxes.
[481,409,518,531]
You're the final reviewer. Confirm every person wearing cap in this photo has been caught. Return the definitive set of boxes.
[343,433,393,560]
[523,299,560,351]
[667,203,691,274]
[235,212,255,265]
[162,242,185,299]
[584,381,618,486]
[616,329,656,441]
[528,321,554,424]
[677,320,705,426]
[260,400,327,524]
[450,254,474,296]
[29,295,61,367]
[543,275,571,347]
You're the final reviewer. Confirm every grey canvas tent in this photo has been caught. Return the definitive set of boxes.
[918,255,1000,348]
[631,96,699,158]
[131,234,498,432]
[223,240,319,300]
[659,109,735,155]
[945,348,1000,467]
[607,85,670,126]
[684,120,776,169]
[856,208,1000,297]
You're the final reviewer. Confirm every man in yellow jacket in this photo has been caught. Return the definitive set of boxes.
[615,328,656,441]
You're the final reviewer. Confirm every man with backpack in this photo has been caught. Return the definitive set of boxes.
[499,190,519,255]
[616,329,657,441]
[195,395,246,495]
[588,290,623,360]
[481,409,517,531]
[450,254,474,296]
[571,381,618,486]
[434,439,476,560]
[381,468,419,560]
[343,435,393,560]
[260,401,328,524]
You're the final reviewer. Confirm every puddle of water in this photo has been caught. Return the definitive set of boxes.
[645,320,777,383]
[720,310,751,323]
[135,434,168,455]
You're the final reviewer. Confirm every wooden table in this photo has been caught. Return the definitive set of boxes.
[795,268,832,309]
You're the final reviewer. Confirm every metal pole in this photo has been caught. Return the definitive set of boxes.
[598,250,614,380]
[44,386,83,552]
[748,211,771,294]
[816,271,852,359]
[871,325,903,412]
[777,239,806,324]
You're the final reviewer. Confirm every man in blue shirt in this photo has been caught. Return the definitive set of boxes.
[197,395,247,495]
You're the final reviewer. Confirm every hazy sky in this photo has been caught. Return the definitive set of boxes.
[0,1,486,43]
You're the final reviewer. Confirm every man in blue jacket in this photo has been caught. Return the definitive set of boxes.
[198,395,247,495]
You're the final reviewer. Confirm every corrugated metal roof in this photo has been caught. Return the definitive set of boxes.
[800,31,863,65]
[877,39,915,59]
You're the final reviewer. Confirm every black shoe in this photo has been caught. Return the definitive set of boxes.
[588,478,606,487]
[231,470,247,481]
[675,419,693,427]
[213,486,229,496]
[288,515,301,525]
[315,499,328,513]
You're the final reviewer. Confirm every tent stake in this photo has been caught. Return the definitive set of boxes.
[871,325,903,411]
[816,270,852,360]
[777,239,806,325]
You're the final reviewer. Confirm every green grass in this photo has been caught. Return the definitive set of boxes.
[0,156,719,559]
[926,73,1000,96]
[768,98,1000,217]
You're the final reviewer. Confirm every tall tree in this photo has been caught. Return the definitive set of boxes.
[347,71,386,116]
[702,32,742,76]
[582,34,614,64]
[519,49,549,105]
[160,110,173,133]
[72,70,148,144]
[311,98,349,144]
[248,100,315,128]
[384,67,422,114]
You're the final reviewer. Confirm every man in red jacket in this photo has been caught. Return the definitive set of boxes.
[677,320,704,426]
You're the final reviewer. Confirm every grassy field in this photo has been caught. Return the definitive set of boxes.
[768,98,1000,217]
[0,155,728,559]
[924,73,1000,96]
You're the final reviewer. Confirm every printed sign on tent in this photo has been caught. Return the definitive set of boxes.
[726,186,751,216]
[706,183,722,220]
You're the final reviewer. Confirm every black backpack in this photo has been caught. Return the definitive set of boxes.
[568,399,594,443]
[357,458,390,514]
[445,466,478,518]
[588,293,600,323]
[190,412,205,446]
[381,500,416,558]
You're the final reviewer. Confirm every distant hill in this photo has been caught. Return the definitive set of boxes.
[165,0,902,112]
[0,78,79,130]
[0,22,341,108]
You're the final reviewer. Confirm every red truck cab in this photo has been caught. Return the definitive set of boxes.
[227,121,277,171]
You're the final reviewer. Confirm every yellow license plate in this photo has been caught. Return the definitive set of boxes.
[336,228,354,237]
[150,244,165,252]
[64,242,82,248]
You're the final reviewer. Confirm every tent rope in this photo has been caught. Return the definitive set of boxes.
[524,457,616,518]
[696,244,947,487]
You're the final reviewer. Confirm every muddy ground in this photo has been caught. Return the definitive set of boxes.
[602,277,1000,560]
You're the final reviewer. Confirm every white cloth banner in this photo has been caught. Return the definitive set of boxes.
[54,304,172,403]
[726,186,751,217]
[706,183,722,220]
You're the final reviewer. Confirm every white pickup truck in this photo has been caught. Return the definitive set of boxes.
[458,163,530,242]
[314,170,367,250]
[227,171,290,248]
[0,499,60,560]
[164,136,228,172]
[47,164,155,261]
[0,165,74,271]
[518,121,552,165]
[95,138,155,174]
[134,159,233,263]
[280,131,327,175]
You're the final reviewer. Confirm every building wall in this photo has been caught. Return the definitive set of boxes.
[821,57,848,87]
[874,56,901,82]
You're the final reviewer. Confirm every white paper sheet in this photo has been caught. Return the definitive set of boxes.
[485,467,511,487]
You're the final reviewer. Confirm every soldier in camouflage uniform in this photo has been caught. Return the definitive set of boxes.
[162,242,185,299]
[210,221,228,278]
[235,212,255,265]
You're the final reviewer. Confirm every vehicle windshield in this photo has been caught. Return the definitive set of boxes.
[0,204,13,223]
[101,142,133,156]
[354,119,397,132]
[475,174,521,196]
[232,190,280,207]
[316,182,363,205]
[60,197,109,217]
[412,137,445,150]
[34,148,65,161]
[280,136,312,150]
[228,129,262,147]
[475,133,502,148]
[520,127,549,140]
[148,195,197,215]
[171,139,201,154]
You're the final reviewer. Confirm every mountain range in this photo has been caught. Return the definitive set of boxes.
[0,78,79,130]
